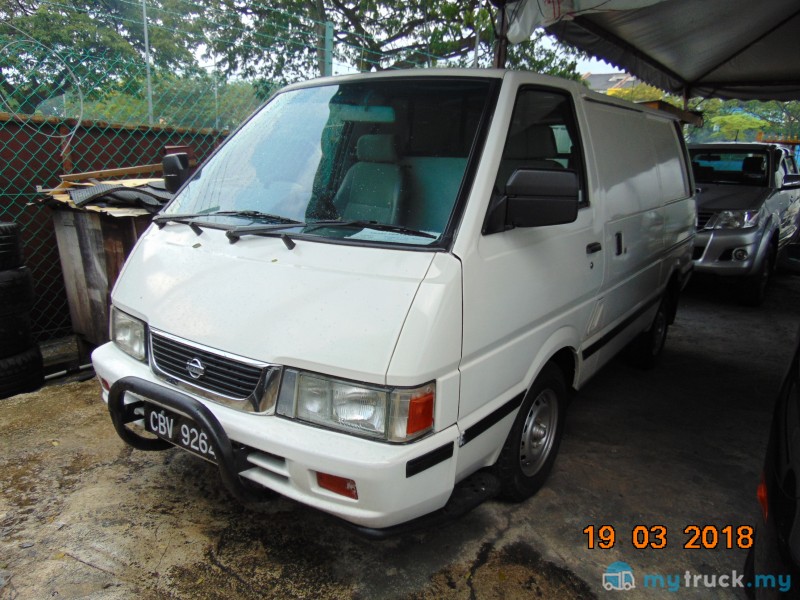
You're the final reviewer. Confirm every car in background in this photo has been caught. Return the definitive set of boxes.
[689,143,800,305]
[745,328,800,598]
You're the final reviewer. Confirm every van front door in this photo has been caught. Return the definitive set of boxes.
[457,86,604,433]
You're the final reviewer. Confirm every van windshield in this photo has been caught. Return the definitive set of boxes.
[164,78,495,247]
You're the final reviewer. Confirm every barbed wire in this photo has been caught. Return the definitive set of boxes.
[0,24,84,152]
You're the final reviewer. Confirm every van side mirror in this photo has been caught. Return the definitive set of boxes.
[783,173,800,189]
[163,153,190,193]
[483,169,580,235]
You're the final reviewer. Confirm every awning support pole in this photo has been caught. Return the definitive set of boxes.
[493,1,508,68]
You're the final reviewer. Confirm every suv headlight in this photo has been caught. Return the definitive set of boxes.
[712,210,760,229]
[277,369,434,442]
[111,307,147,361]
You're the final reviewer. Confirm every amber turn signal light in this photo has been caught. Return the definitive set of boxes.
[317,472,358,500]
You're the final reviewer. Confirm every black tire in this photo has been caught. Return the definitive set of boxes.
[494,363,566,502]
[0,222,23,271]
[0,312,33,359]
[0,345,44,400]
[627,295,670,369]
[743,545,756,599]
[740,246,774,307]
[0,267,35,316]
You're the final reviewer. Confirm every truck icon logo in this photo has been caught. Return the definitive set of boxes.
[186,358,206,380]
[603,562,636,591]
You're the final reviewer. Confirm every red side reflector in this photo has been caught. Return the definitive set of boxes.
[407,392,434,435]
[99,377,110,392]
[757,471,768,523]
[317,472,358,500]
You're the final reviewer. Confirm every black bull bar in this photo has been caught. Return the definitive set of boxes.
[107,376,259,503]
[106,376,501,538]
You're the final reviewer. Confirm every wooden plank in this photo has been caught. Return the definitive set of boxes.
[52,211,93,341]
[59,163,164,181]
[639,100,703,127]
[59,158,197,182]
[75,212,111,347]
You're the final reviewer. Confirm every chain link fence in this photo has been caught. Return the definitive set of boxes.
[1,40,263,342]
[1,1,452,345]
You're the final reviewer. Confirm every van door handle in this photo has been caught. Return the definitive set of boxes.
[586,242,602,254]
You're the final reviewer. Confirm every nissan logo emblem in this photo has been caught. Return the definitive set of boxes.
[186,357,206,380]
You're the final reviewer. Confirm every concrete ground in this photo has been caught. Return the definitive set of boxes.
[2,273,799,599]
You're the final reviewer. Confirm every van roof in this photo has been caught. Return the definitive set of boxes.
[688,142,789,152]
[278,68,682,122]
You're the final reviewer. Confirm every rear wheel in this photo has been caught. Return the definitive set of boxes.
[495,363,566,502]
[627,295,670,369]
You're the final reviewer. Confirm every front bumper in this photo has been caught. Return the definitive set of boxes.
[692,227,765,277]
[93,342,460,530]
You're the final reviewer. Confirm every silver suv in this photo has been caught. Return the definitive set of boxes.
[689,143,800,305]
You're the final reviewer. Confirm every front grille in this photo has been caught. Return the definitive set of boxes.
[150,332,264,399]
[696,211,715,230]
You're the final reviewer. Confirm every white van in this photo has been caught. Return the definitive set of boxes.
[92,69,695,534]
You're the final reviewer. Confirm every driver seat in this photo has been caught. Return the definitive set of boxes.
[333,134,405,223]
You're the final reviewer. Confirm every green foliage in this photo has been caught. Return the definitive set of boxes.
[707,113,768,141]
[597,82,800,143]
[606,82,666,103]
[686,99,800,142]
[0,0,207,113]
[1,0,584,119]
[198,0,585,83]
[71,76,260,130]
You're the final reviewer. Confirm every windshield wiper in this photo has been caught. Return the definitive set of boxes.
[154,209,301,227]
[225,221,310,246]
[153,210,305,238]
[305,220,438,240]
[217,210,304,224]
[224,219,354,247]
[222,219,437,249]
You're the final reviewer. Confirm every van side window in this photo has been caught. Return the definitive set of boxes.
[495,88,585,204]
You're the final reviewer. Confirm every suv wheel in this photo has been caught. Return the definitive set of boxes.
[741,244,775,307]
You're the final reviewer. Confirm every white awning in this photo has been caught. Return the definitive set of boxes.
[503,0,800,100]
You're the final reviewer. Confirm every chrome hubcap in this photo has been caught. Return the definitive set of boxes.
[519,389,558,477]
[652,310,667,354]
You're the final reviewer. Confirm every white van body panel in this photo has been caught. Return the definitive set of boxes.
[386,252,463,428]
[92,342,461,528]
[452,75,694,478]
[92,69,695,530]
[113,225,435,384]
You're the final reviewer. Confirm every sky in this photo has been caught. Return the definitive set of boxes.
[577,55,614,74]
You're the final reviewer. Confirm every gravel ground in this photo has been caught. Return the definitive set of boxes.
[2,272,799,599]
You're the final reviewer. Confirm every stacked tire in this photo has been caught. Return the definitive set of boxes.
[0,222,44,399]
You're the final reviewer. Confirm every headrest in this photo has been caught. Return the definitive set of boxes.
[356,134,398,163]
[504,125,557,160]
[742,156,765,174]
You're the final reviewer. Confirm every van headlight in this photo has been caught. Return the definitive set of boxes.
[111,307,147,361]
[712,210,760,229]
[277,370,434,442]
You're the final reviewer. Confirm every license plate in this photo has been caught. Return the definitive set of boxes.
[143,404,217,464]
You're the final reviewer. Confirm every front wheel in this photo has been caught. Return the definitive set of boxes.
[740,244,774,307]
[494,363,567,502]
